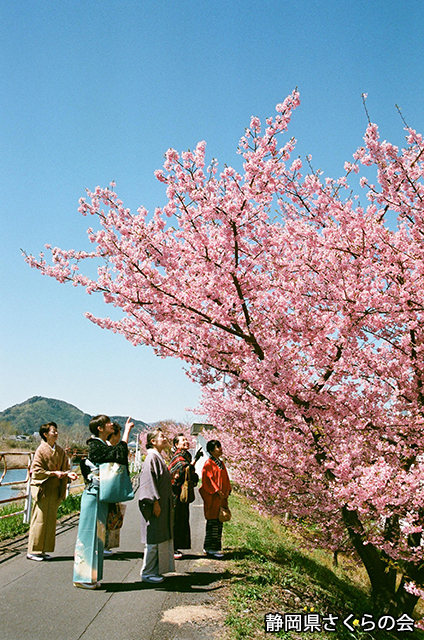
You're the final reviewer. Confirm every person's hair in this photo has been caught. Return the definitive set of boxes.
[89,415,111,437]
[173,432,185,448]
[39,422,58,442]
[206,439,221,454]
[146,427,163,449]
[107,422,121,441]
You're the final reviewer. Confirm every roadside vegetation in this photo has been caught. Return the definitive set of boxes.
[0,493,82,543]
[222,492,424,640]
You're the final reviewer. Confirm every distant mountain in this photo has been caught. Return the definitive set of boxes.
[0,396,150,436]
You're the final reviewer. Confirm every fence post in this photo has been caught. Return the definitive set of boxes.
[23,453,33,524]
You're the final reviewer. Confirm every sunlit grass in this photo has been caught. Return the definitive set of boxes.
[0,501,29,541]
[222,492,423,640]
[0,492,82,542]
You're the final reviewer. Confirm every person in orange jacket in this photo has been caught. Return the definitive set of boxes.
[199,439,231,559]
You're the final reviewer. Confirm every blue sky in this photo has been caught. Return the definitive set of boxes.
[1,0,424,424]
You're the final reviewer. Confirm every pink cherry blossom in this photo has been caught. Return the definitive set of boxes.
[23,90,424,615]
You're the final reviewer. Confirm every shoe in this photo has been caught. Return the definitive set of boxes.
[73,582,101,589]
[206,551,224,559]
[103,549,113,556]
[141,575,164,583]
[27,553,44,562]
[41,553,51,560]
[174,551,183,559]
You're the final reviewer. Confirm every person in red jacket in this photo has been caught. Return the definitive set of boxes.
[199,439,231,559]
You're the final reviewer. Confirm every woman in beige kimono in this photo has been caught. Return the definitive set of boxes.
[27,422,77,561]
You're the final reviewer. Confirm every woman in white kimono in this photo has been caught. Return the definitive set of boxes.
[138,428,175,583]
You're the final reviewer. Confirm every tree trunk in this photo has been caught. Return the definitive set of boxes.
[341,506,419,617]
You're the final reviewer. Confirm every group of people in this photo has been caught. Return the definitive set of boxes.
[26,417,231,590]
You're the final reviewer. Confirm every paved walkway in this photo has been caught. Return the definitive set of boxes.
[0,491,227,640]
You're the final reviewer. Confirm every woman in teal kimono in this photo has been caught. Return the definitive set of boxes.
[73,414,133,589]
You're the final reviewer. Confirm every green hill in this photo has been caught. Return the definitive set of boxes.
[0,396,150,436]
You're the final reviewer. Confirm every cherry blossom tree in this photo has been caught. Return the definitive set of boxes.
[25,91,424,616]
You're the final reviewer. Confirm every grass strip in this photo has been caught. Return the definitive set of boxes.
[222,491,423,640]
[0,493,82,542]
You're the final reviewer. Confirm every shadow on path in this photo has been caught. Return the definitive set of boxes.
[105,550,144,561]
[102,571,226,594]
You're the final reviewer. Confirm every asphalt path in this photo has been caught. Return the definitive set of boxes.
[0,490,227,640]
